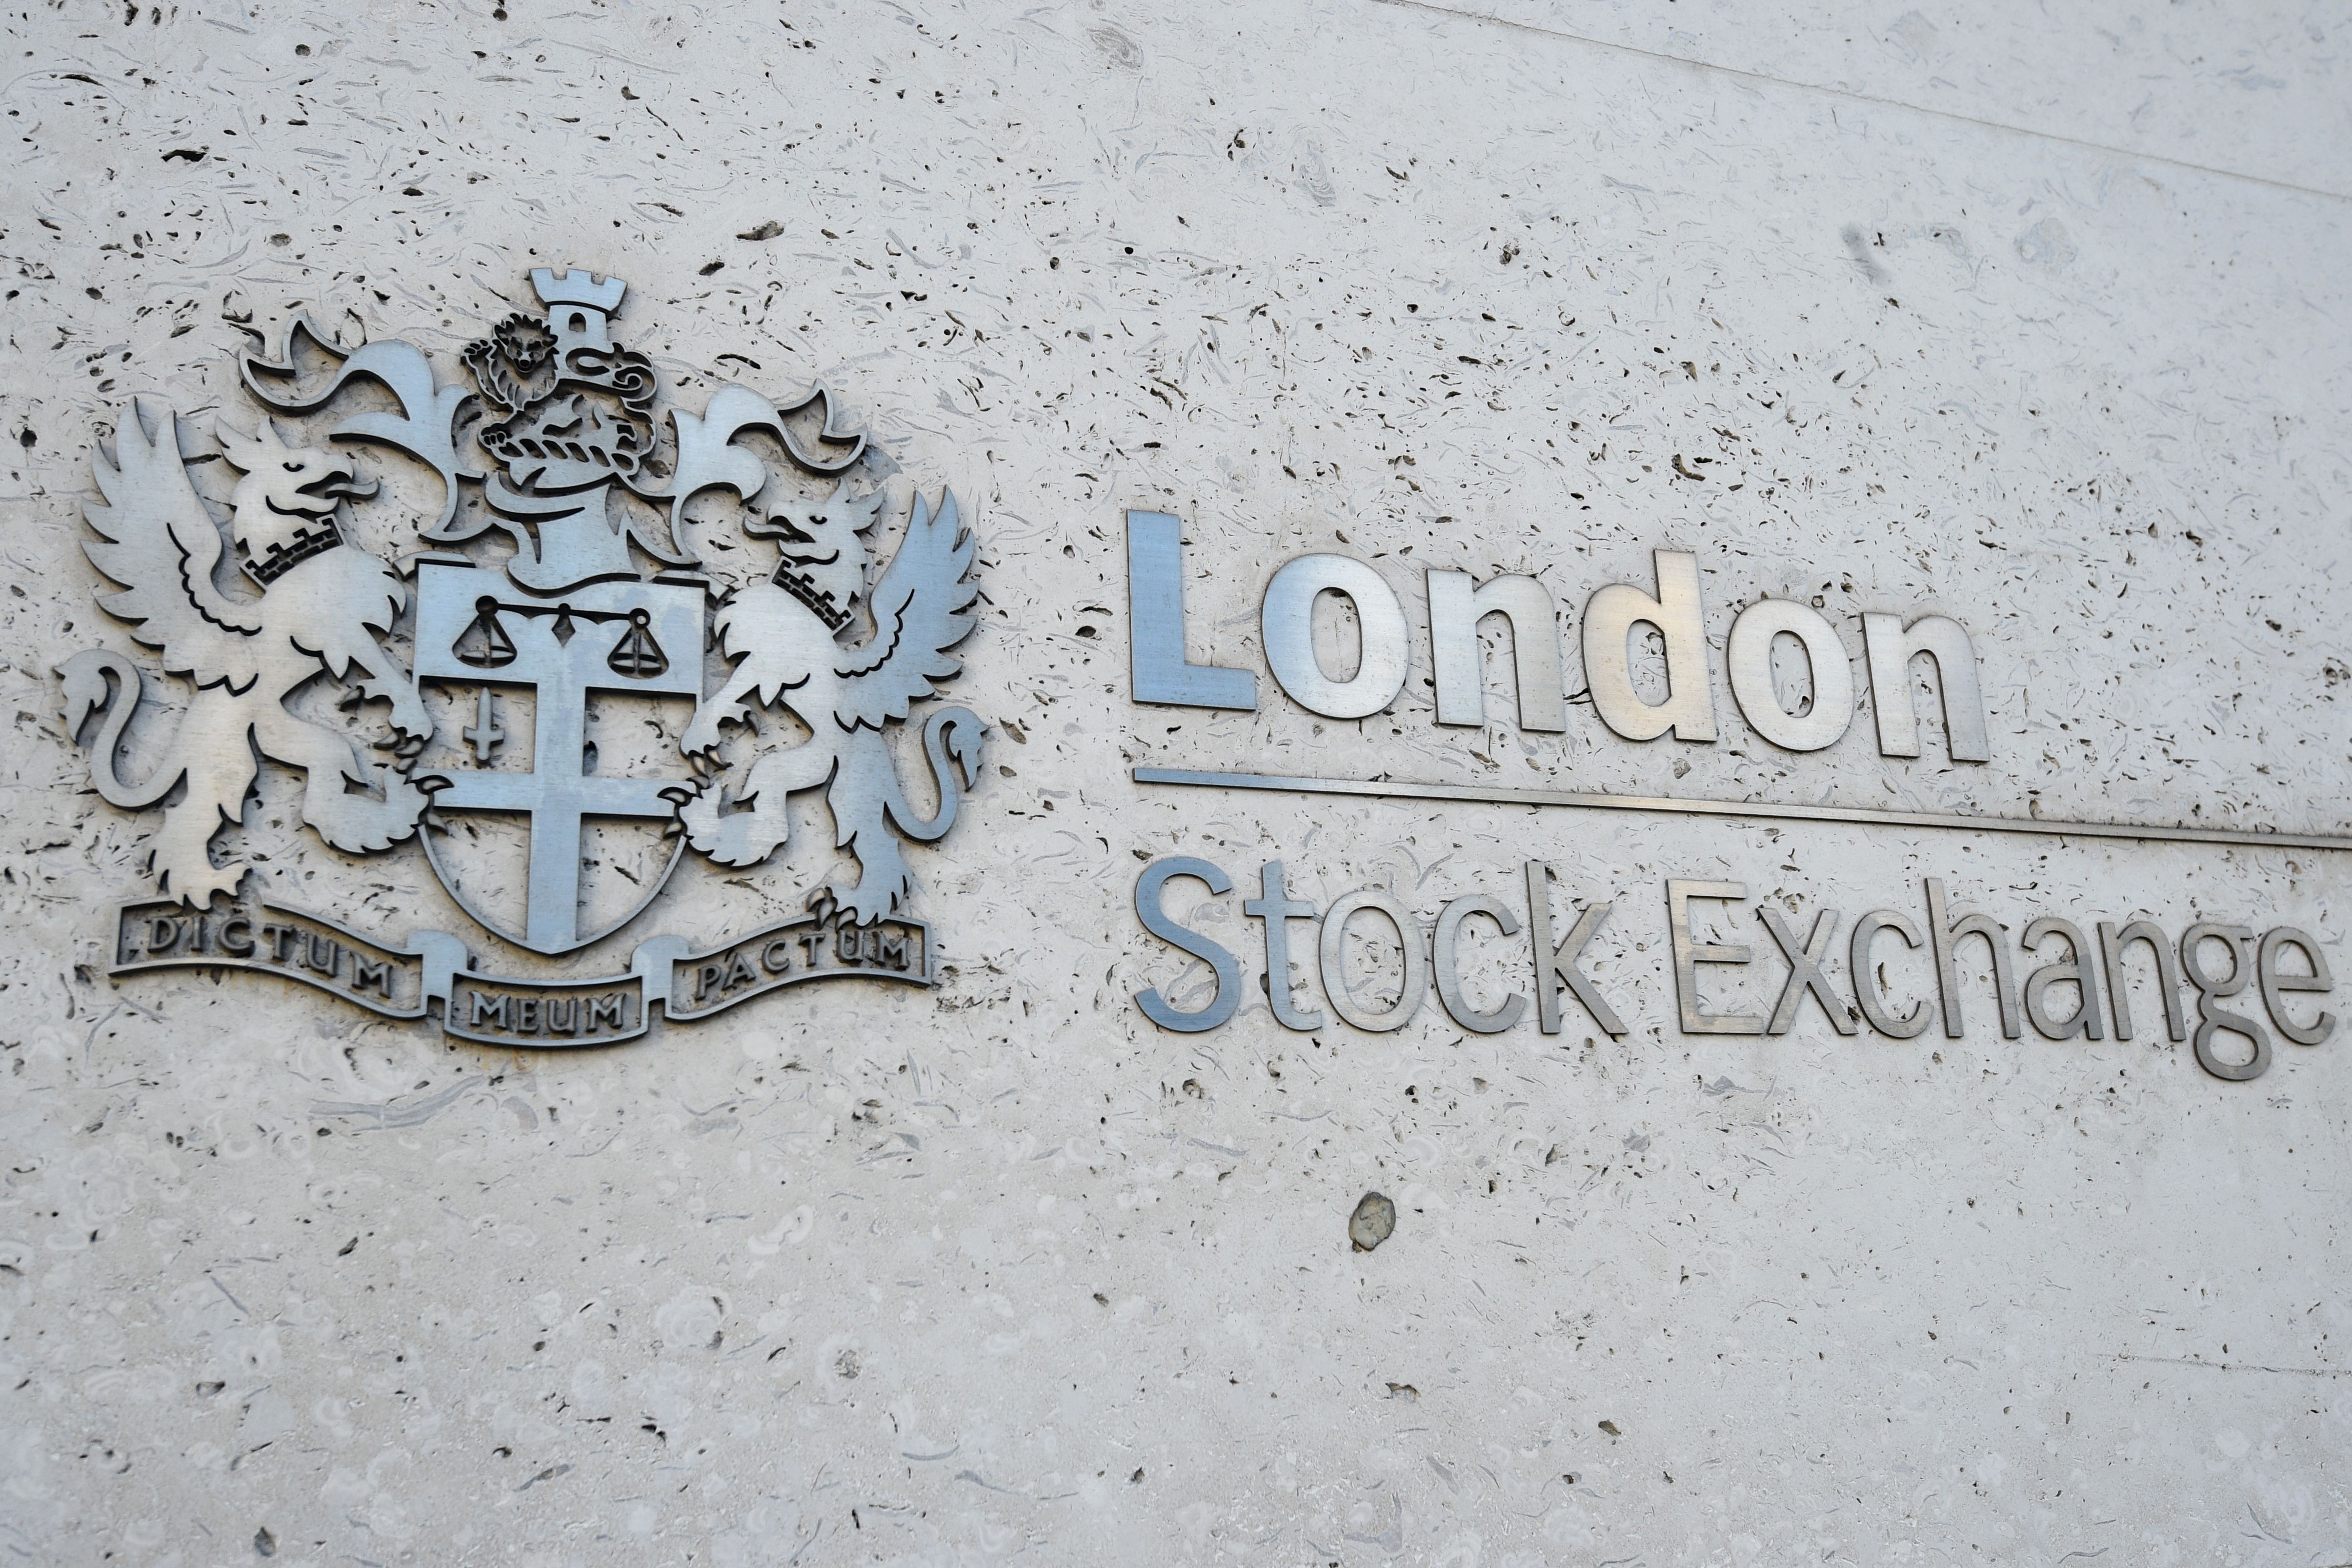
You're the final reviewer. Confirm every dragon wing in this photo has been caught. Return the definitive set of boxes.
[82,398,266,692]
[830,489,979,732]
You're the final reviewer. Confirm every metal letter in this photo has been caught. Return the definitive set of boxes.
[1126,510,1256,710]
[1728,599,1853,752]
[2257,927,2336,1047]
[1759,905,1855,1035]
[1925,879,2021,1039]
[1427,570,1566,732]
[1850,909,1930,1038]
[1133,857,1242,1033]
[2182,924,2270,1081]
[1244,860,1324,1032]
[2021,916,2105,1041]
[1317,889,1428,1033]
[2098,920,2187,1043]
[1524,863,1626,1037]
[1666,879,1765,1035]
[1582,550,1716,744]
[1863,613,1990,762]
[1432,894,1527,1035]
[1262,554,1411,720]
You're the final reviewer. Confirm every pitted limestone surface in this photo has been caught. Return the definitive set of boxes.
[0,0,2347,1563]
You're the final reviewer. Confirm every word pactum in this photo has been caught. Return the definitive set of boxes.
[1133,859,2336,1084]
[1126,512,1988,758]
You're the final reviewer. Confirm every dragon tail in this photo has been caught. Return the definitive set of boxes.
[883,706,984,844]
[59,649,185,810]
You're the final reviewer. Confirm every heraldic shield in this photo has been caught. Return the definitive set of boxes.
[60,267,985,1044]
[411,565,705,954]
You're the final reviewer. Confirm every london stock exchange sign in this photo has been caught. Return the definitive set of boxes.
[59,268,985,1046]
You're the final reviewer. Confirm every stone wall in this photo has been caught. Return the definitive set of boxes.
[1,0,2346,1561]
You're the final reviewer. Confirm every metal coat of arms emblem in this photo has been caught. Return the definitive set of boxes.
[59,268,984,1045]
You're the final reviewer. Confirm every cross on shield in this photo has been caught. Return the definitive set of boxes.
[413,557,704,954]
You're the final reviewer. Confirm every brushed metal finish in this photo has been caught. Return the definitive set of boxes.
[1524,861,1627,1037]
[2182,922,2271,1081]
[1130,766,2352,852]
[1243,860,1324,1032]
[1431,892,1526,1034]
[240,320,477,536]
[1317,887,1427,1032]
[17,0,2351,1546]
[1132,856,1240,1033]
[1582,548,1716,743]
[66,270,987,980]
[2258,927,2337,1046]
[677,485,984,926]
[2098,920,2190,1043]
[1863,611,1991,763]
[1851,909,1932,1038]
[1759,904,1856,1035]
[2021,915,2106,1040]
[1427,569,1567,732]
[412,562,704,954]
[1727,597,1855,752]
[61,401,436,907]
[1260,553,1411,720]
[1666,878,1766,1034]
[1126,510,1258,710]
[1926,878,2021,1040]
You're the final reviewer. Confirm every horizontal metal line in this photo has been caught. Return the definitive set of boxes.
[2111,1353,2352,1379]
[1132,766,2352,852]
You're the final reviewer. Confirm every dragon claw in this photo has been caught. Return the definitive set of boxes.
[811,880,896,927]
[166,860,249,908]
